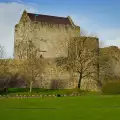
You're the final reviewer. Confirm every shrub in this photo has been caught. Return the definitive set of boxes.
[57,94,61,97]
[0,88,4,93]
[0,88,8,94]
[102,81,120,94]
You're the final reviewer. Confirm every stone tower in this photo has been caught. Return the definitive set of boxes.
[14,10,80,59]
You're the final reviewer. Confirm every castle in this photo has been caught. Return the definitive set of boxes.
[14,10,100,91]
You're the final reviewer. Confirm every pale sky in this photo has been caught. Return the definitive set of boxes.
[0,0,120,57]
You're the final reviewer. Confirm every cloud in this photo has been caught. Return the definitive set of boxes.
[0,2,120,58]
[96,28,120,47]
[71,14,120,48]
[0,2,38,58]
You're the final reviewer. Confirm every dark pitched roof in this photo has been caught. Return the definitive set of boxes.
[27,13,72,25]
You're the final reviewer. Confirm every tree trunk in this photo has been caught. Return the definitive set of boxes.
[78,73,82,89]
[97,80,102,89]
[29,81,33,93]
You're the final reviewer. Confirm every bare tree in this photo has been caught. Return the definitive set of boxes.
[16,40,44,92]
[55,37,99,89]
[14,15,47,92]
[68,37,99,88]
[0,45,10,76]
[0,44,6,59]
[0,44,11,91]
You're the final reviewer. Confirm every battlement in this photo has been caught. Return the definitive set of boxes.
[31,21,80,31]
[16,10,80,34]
[15,21,80,36]
[72,36,99,40]
[68,36,99,60]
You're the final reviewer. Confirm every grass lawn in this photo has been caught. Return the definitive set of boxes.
[0,88,85,96]
[5,88,81,95]
[0,95,120,120]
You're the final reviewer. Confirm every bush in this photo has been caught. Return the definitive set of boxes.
[0,88,8,94]
[0,88,4,93]
[102,81,120,94]
[57,94,61,97]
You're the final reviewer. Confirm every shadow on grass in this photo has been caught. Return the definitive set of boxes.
[7,108,57,110]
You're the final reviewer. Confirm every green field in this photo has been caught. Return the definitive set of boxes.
[0,95,120,120]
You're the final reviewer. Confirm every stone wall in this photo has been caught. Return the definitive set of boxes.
[99,46,120,84]
[33,58,75,89]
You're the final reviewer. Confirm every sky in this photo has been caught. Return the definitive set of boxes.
[0,0,120,57]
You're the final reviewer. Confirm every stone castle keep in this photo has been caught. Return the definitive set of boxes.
[14,10,99,91]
